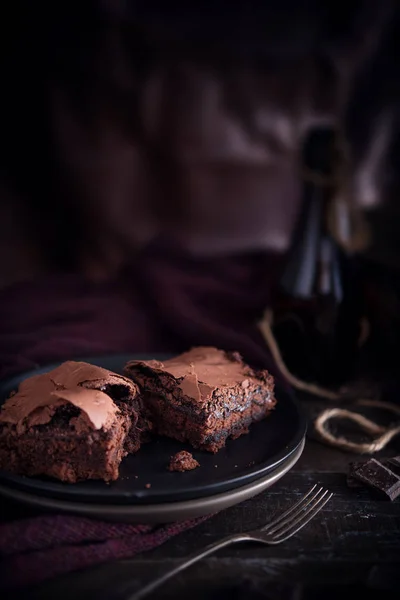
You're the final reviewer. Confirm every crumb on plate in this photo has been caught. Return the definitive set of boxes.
[168,451,200,472]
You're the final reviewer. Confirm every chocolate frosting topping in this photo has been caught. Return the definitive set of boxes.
[0,361,133,430]
[127,347,267,403]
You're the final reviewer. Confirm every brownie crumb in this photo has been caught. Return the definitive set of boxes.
[168,451,200,472]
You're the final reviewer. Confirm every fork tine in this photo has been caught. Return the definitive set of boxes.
[272,491,333,542]
[271,489,330,538]
[266,486,325,535]
[259,485,318,533]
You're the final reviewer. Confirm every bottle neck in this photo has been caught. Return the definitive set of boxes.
[279,127,341,302]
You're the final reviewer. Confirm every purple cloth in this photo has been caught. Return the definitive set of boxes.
[0,247,283,590]
[0,247,283,380]
[0,514,211,589]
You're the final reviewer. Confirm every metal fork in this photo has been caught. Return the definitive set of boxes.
[127,485,333,600]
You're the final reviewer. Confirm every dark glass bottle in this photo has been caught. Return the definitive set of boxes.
[272,128,362,387]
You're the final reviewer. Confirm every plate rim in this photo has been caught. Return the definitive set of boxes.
[0,439,305,523]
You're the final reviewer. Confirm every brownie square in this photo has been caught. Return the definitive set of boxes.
[125,347,276,453]
[0,361,142,483]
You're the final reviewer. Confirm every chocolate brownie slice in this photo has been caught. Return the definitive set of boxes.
[0,361,141,483]
[125,347,276,453]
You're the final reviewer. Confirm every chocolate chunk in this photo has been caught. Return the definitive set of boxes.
[347,461,365,488]
[351,458,400,501]
[387,456,400,474]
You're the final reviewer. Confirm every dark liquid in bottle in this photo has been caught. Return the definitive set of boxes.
[272,128,362,387]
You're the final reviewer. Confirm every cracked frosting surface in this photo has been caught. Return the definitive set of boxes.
[0,361,133,430]
[126,347,272,403]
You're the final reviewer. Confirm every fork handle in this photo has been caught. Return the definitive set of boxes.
[125,533,252,600]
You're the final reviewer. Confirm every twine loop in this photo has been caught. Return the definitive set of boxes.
[314,400,400,454]
[258,309,400,454]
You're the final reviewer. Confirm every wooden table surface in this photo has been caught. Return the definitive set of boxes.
[3,433,400,600]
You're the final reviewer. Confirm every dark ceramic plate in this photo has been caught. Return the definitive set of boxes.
[0,354,307,505]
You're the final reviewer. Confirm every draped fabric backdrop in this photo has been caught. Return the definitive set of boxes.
[1,1,400,380]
